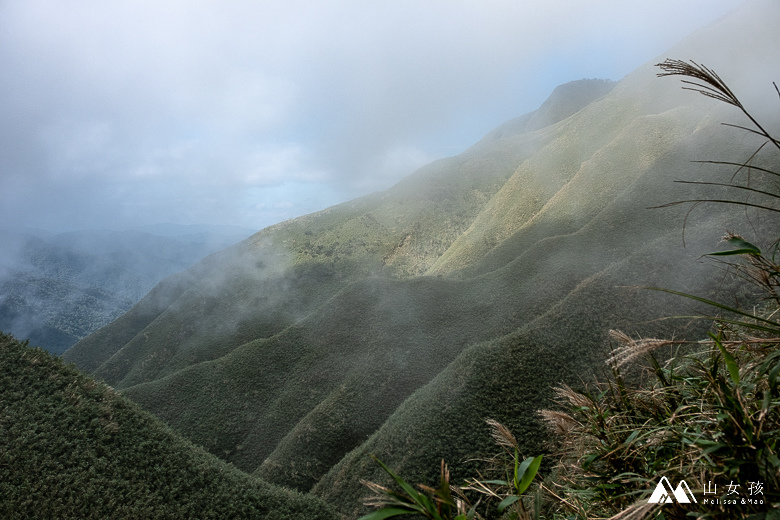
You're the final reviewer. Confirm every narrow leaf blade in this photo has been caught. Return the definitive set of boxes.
[497,495,520,514]
[725,236,762,254]
[370,456,425,508]
[708,248,762,256]
[645,287,780,329]
[516,455,543,495]
[712,334,740,385]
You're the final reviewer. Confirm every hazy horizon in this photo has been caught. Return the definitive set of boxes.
[1,0,742,234]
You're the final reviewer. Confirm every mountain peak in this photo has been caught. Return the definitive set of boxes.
[482,78,617,142]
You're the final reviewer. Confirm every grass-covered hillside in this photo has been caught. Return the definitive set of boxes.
[0,331,338,519]
[62,1,780,518]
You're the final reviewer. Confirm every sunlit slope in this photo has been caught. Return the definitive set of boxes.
[429,71,723,277]
[63,1,780,516]
[428,98,666,274]
[312,216,744,519]
[64,77,611,387]
[434,0,780,277]
[123,112,764,491]
[262,118,770,500]
[0,332,339,520]
[310,4,780,515]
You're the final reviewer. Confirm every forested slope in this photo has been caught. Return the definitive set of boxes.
[62,2,780,518]
[0,332,338,519]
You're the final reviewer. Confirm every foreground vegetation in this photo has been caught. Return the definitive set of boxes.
[540,60,780,520]
[358,60,780,520]
[0,331,338,519]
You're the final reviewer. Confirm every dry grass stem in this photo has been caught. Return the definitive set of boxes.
[360,480,394,508]
[656,59,739,107]
[608,501,660,520]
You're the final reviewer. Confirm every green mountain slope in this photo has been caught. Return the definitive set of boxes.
[65,77,613,387]
[0,331,338,519]
[63,1,780,517]
[311,192,755,518]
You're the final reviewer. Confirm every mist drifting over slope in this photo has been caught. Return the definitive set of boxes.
[0,226,253,354]
[0,0,742,233]
[7,0,780,518]
[62,3,780,517]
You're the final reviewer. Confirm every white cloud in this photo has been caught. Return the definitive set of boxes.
[239,144,328,186]
[0,0,744,231]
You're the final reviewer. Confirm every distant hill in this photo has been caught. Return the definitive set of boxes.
[0,331,338,519]
[64,1,780,518]
[0,227,252,354]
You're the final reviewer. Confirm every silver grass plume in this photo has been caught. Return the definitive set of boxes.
[606,329,677,368]
[485,418,518,450]
[657,58,780,151]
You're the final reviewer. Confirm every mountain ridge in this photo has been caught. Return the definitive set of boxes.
[63,2,780,517]
[66,74,616,388]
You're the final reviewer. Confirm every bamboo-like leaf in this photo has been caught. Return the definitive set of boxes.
[707,236,762,256]
[497,495,520,514]
[623,429,640,446]
[644,287,780,329]
[515,455,534,487]
[711,333,740,385]
[702,442,728,455]
[371,456,424,505]
[708,248,762,257]
[516,455,543,495]
[367,456,436,516]
[770,361,780,389]
[583,453,599,469]
[768,453,780,469]
[705,317,780,335]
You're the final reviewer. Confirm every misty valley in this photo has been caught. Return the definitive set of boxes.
[0,225,253,355]
[3,2,780,519]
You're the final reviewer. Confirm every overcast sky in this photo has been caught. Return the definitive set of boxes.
[0,0,743,233]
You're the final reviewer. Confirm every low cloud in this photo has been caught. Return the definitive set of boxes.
[0,0,742,232]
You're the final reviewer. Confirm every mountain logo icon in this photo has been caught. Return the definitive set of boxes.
[647,477,697,504]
